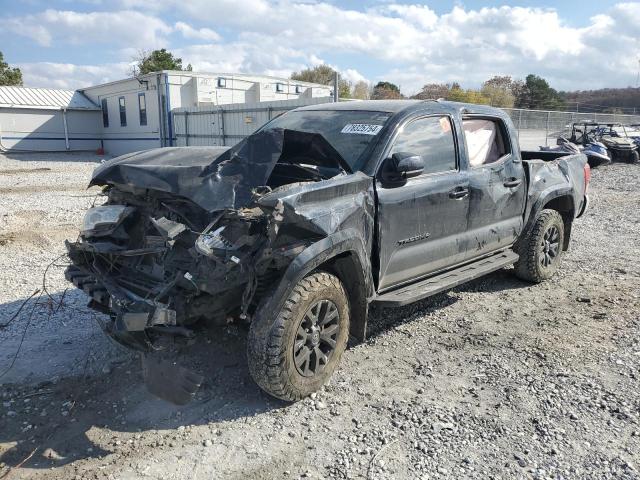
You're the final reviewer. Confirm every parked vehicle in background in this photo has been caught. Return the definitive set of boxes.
[623,125,640,148]
[566,123,614,167]
[571,122,639,164]
[65,100,590,404]
[543,135,610,168]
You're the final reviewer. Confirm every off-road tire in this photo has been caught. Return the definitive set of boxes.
[247,272,350,401]
[514,209,565,283]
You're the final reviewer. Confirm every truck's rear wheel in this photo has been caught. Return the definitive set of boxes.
[514,209,565,283]
[247,272,349,401]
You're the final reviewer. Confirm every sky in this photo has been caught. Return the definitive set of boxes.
[1,0,639,94]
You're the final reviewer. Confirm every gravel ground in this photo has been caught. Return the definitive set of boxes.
[0,152,639,480]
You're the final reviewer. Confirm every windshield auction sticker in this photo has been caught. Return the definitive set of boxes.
[341,124,383,135]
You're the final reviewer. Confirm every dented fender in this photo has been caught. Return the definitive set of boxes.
[521,153,588,247]
[252,230,375,343]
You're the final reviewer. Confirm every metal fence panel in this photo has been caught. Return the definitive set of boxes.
[172,97,335,147]
[173,101,640,151]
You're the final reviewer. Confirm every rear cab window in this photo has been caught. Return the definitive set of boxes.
[462,118,511,167]
[390,116,457,175]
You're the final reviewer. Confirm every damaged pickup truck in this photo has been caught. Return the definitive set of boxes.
[65,100,590,404]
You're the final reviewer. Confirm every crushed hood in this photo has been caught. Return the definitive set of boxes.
[90,129,351,212]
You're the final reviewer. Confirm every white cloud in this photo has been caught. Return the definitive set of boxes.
[18,62,131,89]
[4,9,172,48]
[340,68,368,85]
[174,22,220,42]
[11,2,640,94]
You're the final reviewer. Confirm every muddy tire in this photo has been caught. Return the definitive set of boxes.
[514,209,565,283]
[247,272,350,401]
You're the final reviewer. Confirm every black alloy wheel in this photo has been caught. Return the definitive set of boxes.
[294,299,339,377]
[540,225,560,268]
[513,208,566,283]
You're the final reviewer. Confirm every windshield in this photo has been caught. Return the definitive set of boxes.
[261,110,392,171]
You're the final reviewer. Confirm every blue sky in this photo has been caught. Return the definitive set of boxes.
[1,1,638,93]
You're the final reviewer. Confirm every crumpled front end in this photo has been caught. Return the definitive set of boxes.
[65,186,292,352]
[65,129,374,404]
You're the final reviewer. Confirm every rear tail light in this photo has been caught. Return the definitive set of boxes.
[584,163,591,192]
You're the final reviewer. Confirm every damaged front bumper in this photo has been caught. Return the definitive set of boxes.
[64,193,291,353]
[64,260,184,352]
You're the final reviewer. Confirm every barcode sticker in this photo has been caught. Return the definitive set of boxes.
[341,124,384,135]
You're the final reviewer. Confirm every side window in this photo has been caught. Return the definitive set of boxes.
[101,98,109,128]
[138,93,147,126]
[463,118,510,167]
[119,96,127,127]
[390,116,457,175]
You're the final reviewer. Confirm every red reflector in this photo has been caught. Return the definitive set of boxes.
[584,163,591,191]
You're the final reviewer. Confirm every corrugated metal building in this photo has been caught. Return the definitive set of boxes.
[80,71,333,155]
[0,86,102,152]
[0,72,332,155]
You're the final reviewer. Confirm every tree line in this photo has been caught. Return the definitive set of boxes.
[292,64,640,113]
[293,65,568,110]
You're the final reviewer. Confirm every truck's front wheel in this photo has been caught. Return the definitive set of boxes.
[247,272,350,401]
[514,209,565,283]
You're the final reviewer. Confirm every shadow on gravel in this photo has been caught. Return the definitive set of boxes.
[0,291,283,473]
[366,268,529,340]
[456,268,532,294]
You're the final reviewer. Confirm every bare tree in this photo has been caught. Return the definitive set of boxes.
[351,80,371,100]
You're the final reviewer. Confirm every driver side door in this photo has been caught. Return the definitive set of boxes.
[375,115,470,291]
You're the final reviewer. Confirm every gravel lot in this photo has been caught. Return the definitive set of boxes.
[0,151,639,480]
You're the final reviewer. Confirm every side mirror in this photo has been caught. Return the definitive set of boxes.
[382,152,424,183]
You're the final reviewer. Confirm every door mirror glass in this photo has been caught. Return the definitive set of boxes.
[394,152,424,177]
[382,152,424,183]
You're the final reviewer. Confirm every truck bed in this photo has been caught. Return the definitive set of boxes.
[520,150,578,162]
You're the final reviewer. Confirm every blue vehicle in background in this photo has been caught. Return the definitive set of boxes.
[564,123,613,168]
[573,123,639,165]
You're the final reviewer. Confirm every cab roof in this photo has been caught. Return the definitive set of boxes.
[296,99,504,117]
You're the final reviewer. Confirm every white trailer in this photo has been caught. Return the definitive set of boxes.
[0,86,101,152]
[81,71,333,155]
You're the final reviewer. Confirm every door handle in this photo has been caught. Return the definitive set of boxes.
[503,178,522,188]
[449,187,469,199]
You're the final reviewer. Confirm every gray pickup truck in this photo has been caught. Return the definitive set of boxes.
[65,100,590,404]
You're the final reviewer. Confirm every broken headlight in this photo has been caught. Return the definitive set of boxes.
[194,226,236,257]
[82,205,132,236]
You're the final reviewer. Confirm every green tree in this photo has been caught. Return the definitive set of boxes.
[371,81,402,100]
[446,85,490,105]
[481,75,515,108]
[515,74,565,110]
[290,65,351,98]
[134,49,193,75]
[0,52,23,86]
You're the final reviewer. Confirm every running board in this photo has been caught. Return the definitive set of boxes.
[373,250,519,307]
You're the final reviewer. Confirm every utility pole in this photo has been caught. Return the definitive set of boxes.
[333,71,339,102]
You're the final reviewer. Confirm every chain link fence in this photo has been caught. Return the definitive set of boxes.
[172,101,640,151]
[503,108,640,149]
